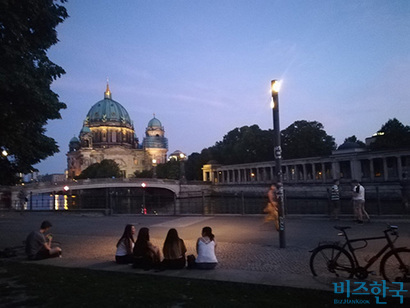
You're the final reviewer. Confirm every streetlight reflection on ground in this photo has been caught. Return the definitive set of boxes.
[271,79,286,248]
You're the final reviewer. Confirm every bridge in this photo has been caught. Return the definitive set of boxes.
[8,178,212,211]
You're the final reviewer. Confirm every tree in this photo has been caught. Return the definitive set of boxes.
[77,160,122,179]
[369,118,410,150]
[185,122,335,180]
[0,0,68,185]
[185,152,207,181]
[281,120,336,159]
[156,160,180,180]
[134,170,153,178]
[211,125,274,165]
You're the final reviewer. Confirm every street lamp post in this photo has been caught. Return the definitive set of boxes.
[271,80,286,248]
[179,153,187,184]
[152,159,157,178]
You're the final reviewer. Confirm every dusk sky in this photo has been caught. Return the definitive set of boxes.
[36,0,410,175]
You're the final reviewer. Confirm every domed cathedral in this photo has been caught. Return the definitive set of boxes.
[67,84,168,179]
[143,115,168,164]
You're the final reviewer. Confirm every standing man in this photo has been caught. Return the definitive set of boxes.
[25,220,62,260]
[264,183,279,231]
[329,179,341,220]
[352,180,370,224]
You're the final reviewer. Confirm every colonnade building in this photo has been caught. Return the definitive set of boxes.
[202,144,410,185]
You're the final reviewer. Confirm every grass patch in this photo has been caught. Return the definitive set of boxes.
[1,261,407,307]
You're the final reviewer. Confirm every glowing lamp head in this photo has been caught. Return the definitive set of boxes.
[63,185,70,192]
[152,159,157,164]
[271,80,282,94]
[141,182,146,188]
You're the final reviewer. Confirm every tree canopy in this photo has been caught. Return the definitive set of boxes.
[369,118,410,150]
[281,120,336,159]
[206,125,274,165]
[184,118,410,181]
[0,0,68,185]
[76,160,122,179]
[184,121,336,180]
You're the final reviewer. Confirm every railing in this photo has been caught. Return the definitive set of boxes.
[12,193,409,216]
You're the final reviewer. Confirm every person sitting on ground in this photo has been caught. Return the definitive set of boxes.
[115,224,136,264]
[161,228,187,269]
[188,226,218,270]
[132,227,161,269]
[25,220,62,260]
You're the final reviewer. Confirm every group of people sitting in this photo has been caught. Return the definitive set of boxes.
[115,225,218,270]
[24,220,218,271]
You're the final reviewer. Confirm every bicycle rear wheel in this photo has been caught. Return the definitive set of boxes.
[380,248,410,283]
[310,245,354,283]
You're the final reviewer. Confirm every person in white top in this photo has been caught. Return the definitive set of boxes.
[188,226,218,270]
[115,224,135,264]
[352,180,370,224]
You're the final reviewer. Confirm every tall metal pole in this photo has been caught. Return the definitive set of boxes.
[271,80,286,248]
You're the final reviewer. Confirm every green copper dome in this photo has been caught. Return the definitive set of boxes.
[85,85,132,127]
[147,116,162,128]
[69,136,80,143]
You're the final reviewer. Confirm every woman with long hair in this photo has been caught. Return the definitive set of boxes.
[115,224,135,264]
[132,227,161,269]
[162,228,187,269]
[188,226,218,270]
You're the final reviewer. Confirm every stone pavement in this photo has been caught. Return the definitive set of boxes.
[1,211,409,294]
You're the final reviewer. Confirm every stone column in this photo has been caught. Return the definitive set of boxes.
[284,165,289,182]
[331,162,337,180]
[369,159,375,181]
[321,163,326,182]
[397,156,403,180]
[312,164,316,181]
[383,158,388,181]
[303,164,307,181]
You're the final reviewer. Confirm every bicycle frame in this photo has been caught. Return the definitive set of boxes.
[338,227,399,273]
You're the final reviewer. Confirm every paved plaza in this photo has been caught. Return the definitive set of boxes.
[1,211,410,293]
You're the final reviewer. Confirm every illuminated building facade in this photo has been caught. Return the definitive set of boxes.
[67,85,168,178]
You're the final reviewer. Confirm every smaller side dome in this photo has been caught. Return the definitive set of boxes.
[70,136,80,143]
[168,150,186,161]
[69,136,80,152]
[148,116,162,128]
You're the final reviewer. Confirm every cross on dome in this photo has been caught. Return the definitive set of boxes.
[104,80,112,99]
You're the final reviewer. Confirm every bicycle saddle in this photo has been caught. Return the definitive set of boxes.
[334,226,351,231]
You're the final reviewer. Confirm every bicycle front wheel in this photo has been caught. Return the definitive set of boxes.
[380,248,410,283]
[310,245,354,283]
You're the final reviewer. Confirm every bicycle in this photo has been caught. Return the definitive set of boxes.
[309,224,410,283]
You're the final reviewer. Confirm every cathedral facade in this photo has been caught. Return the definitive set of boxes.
[67,85,168,178]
